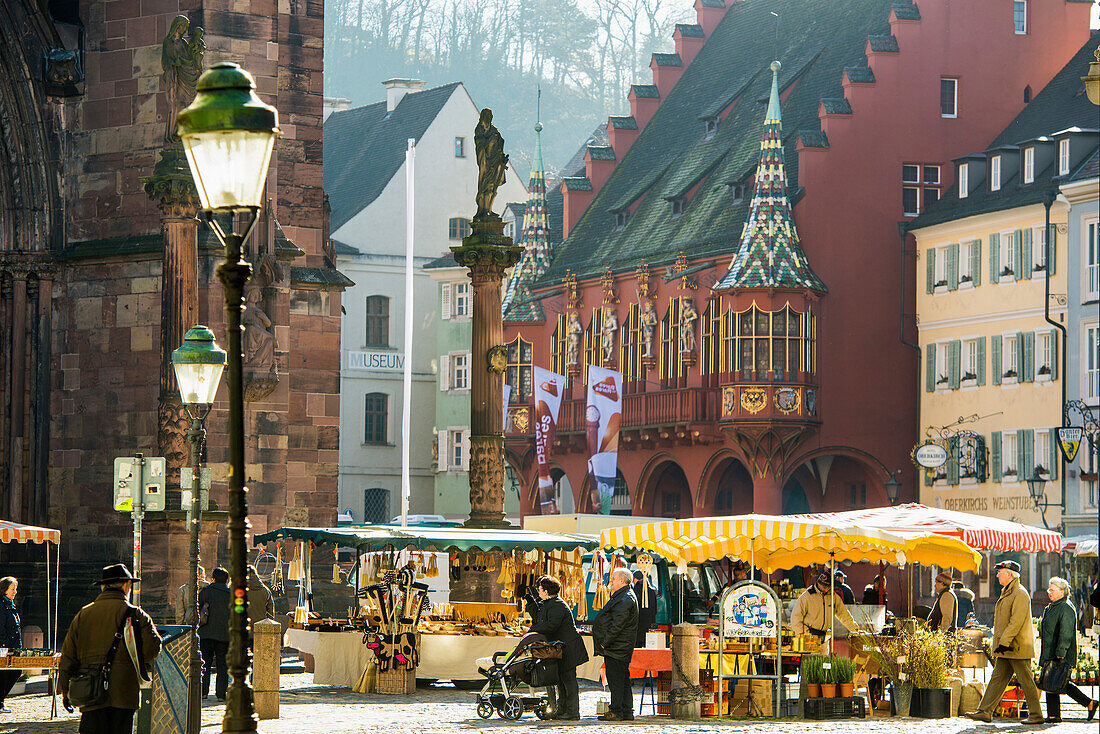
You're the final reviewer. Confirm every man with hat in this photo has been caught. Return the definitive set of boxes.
[833,570,855,604]
[928,571,959,632]
[965,560,1045,724]
[791,572,858,639]
[58,564,162,733]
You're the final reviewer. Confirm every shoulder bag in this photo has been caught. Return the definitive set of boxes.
[67,608,132,709]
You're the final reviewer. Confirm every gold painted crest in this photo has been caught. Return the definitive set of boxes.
[740,386,767,414]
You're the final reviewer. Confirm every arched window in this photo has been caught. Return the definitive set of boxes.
[610,472,631,515]
[619,304,643,393]
[660,298,685,387]
[448,217,471,239]
[505,336,533,404]
[550,314,570,388]
[700,298,720,386]
[582,307,603,385]
[364,295,389,347]
[730,304,812,381]
[364,392,388,444]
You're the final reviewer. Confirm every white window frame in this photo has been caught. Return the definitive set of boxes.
[1085,218,1099,302]
[450,352,470,390]
[962,338,978,384]
[935,339,949,389]
[934,245,949,291]
[1023,147,1035,184]
[1003,333,1019,383]
[960,240,974,286]
[940,78,958,119]
[958,163,968,199]
[1002,430,1019,482]
[1087,322,1100,405]
[902,164,920,184]
[1036,330,1052,382]
[1058,139,1070,176]
[990,155,1001,191]
[903,186,920,216]
[453,281,471,318]
[1032,225,1048,278]
[1013,0,1027,34]
[999,230,1016,280]
[454,136,465,158]
[448,428,467,470]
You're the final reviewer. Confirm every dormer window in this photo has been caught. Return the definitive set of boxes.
[703,117,718,140]
[1058,139,1070,176]
[991,155,1002,191]
[730,183,746,205]
[614,210,629,230]
[958,163,969,199]
[670,197,685,218]
[1023,147,1035,183]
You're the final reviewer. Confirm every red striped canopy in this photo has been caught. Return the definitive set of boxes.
[795,503,1062,553]
[0,520,60,545]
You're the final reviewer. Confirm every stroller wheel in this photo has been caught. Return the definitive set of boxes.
[476,701,495,720]
[501,695,524,720]
[535,701,552,720]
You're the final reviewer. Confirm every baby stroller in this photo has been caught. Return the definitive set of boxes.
[474,635,562,720]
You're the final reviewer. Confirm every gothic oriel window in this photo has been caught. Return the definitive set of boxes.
[582,307,604,385]
[619,304,643,393]
[700,299,720,387]
[505,336,533,404]
[727,304,814,381]
[660,298,686,387]
[551,314,570,388]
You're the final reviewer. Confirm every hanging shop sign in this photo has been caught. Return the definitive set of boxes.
[912,441,949,470]
[1055,427,1082,463]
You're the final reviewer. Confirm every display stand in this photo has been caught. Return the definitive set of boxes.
[716,581,782,718]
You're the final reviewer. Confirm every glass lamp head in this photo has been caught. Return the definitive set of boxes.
[1025,468,1046,505]
[172,325,227,405]
[176,62,280,210]
[884,475,901,505]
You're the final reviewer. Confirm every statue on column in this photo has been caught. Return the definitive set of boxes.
[474,108,509,220]
[601,309,618,363]
[565,312,583,367]
[679,298,698,354]
[162,15,206,142]
[640,301,658,358]
[243,285,278,375]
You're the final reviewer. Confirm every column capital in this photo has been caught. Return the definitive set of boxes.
[142,143,201,219]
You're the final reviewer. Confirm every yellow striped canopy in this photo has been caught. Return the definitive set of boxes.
[598,514,980,573]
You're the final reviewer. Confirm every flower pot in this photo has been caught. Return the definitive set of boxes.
[890,683,913,717]
[807,683,822,697]
[839,682,854,697]
[819,683,838,698]
[912,687,952,719]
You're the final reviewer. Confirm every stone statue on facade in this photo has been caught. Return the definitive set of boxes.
[162,15,206,142]
[565,312,583,366]
[601,309,618,363]
[242,285,278,374]
[640,300,658,358]
[679,298,697,353]
[474,108,508,221]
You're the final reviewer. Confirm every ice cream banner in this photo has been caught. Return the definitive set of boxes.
[585,365,623,515]
[533,366,567,514]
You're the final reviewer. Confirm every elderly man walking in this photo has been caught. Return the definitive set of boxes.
[965,560,1045,724]
[593,568,638,721]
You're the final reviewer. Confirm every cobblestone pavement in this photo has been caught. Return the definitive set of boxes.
[2,674,1096,733]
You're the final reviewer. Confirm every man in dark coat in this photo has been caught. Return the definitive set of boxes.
[530,575,588,720]
[593,568,638,721]
[833,571,856,605]
[58,564,162,734]
[952,580,976,625]
[632,570,658,649]
[198,566,231,701]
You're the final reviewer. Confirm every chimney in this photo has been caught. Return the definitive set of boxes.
[322,97,351,122]
[383,78,425,112]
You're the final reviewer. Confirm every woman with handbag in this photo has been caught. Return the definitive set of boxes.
[1039,576,1098,722]
[0,577,22,714]
[530,575,588,720]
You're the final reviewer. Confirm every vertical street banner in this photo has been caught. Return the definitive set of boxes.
[533,366,566,514]
[502,383,512,428]
[586,365,623,515]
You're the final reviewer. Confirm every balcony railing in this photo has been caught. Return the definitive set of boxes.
[508,387,720,435]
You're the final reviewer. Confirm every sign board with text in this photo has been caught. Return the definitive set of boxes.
[720,581,779,638]
[912,441,949,469]
[113,456,166,512]
[348,351,404,371]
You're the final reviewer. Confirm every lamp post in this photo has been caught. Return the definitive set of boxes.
[177,62,279,734]
[172,326,226,734]
[1026,468,1053,530]
[1082,45,1100,106]
[884,470,902,506]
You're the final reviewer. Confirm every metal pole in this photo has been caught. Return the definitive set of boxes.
[401,139,415,528]
[186,411,208,734]
[134,453,145,607]
[213,213,259,734]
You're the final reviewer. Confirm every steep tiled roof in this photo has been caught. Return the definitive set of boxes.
[820,97,852,114]
[867,34,899,52]
[424,252,460,270]
[323,83,461,232]
[1069,148,1099,183]
[676,23,705,38]
[891,3,920,20]
[609,116,638,130]
[910,36,1100,230]
[540,0,898,284]
[844,66,876,83]
[653,53,683,67]
[630,84,660,98]
[587,146,616,161]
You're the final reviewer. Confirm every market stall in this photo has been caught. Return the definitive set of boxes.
[0,520,62,717]
[254,525,599,689]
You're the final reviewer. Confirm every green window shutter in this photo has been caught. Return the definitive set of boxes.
[924,468,934,486]
[1050,330,1058,380]
[1020,228,1032,280]
[1047,224,1056,275]
[925,343,937,392]
[989,233,1000,283]
[926,248,935,294]
[992,335,1002,386]
[976,435,988,482]
[971,239,982,286]
[1022,331,1035,382]
[949,340,961,389]
[947,243,959,290]
[1016,331,1026,379]
[977,337,987,385]
[1014,229,1023,278]
[1021,429,1034,481]
[991,431,1002,482]
[1049,429,1058,480]
[947,436,960,485]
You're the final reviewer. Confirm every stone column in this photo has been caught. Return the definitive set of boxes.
[671,622,701,720]
[451,215,521,529]
[253,619,281,719]
[143,144,201,479]
[7,267,27,520]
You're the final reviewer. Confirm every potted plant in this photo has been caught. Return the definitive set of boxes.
[819,655,838,698]
[856,628,916,716]
[1001,266,1014,277]
[910,630,956,719]
[833,656,855,698]
[804,654,824,698]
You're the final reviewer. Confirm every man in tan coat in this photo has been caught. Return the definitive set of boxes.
[965,560,1044,724]
[790,572,858,638]
[58,564,162,734]
[927,571,958,632]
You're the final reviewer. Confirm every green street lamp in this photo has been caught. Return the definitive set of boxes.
[1026,468,1053,530]
[177,61,279,734]
[172,325,226,734]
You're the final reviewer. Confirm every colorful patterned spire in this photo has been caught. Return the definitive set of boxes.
[713,61,826,293]
[502,117,554,320]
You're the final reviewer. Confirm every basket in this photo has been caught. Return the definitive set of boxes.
[0,657,8,668]
[10,656,58,669]
[376,666,415,695]
[804,696,867,720]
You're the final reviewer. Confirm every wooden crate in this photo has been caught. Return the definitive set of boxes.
[376,666,415,695]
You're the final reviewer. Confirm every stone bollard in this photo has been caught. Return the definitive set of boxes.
[253,619,281,720]
[670,623,700,720]
[22,626,44,675]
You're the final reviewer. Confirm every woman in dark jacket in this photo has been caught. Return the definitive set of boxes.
[0,577,22,713]
[1039,577,1098,722]
[529,575,588,720]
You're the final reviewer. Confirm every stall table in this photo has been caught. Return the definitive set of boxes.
[1,655,60,717]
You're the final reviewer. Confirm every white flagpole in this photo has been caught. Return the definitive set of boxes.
[401,138,415,528]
